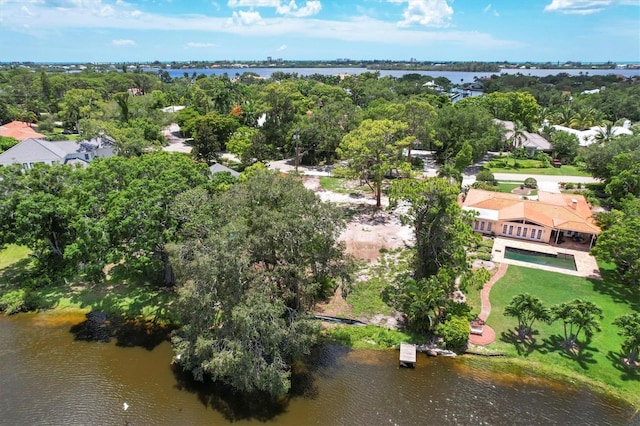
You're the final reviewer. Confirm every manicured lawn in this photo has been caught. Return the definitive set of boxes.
[486,263,640,406]
[488,165,591,177]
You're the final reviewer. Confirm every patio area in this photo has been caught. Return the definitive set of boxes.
[491,237,601,279]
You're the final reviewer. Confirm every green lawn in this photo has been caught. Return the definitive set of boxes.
[486,263,639,406]
[488,164,591,177]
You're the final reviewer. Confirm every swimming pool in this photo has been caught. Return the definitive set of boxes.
[504,247,577,271]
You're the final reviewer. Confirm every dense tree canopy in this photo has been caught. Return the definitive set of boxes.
[169,170,354,397]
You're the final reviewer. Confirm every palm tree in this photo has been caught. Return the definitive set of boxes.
[554,105,576,128]
[613,313,640,366]
[504,293,551,339]
[551,299,603,351]
[570,106,604,130]
[594,121,616,144]
[511,120,526,150]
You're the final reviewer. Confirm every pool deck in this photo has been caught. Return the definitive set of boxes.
[491,237,601,279]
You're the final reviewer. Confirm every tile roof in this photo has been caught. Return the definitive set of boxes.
[462,189,600,234]
[495,119,551,151]
[0,121,46,141]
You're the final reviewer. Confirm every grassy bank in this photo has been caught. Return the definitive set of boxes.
[322,325,418,349]
[484,264,640,408]
[0,245,176,323]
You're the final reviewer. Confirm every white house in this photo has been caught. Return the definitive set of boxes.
[552,122,633,147]
[0,137,115,170]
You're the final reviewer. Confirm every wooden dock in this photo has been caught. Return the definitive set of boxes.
[399,343,417,368]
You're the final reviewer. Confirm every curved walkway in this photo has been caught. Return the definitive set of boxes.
[468,263,508,346]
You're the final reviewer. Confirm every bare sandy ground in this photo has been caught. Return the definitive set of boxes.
[302,176,413,263]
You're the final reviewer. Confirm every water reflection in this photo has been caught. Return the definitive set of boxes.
[69,311,171,349]
[0,312,636,426]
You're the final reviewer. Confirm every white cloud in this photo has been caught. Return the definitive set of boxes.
[276,44,287,51]
[389,0,454,28]
[228,0,279,6]
[483,4,491,13]
[227,10,263,25]
[543,0,634,14]
[1,0,518,52]
[276,1,321,17]
[112,39,135,46]
[21,5,34,16]
[228,0,322,17]
[185,42,216,48]
[99,5,113,16]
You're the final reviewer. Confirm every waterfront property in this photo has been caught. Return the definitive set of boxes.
[490,237,600,278]
[462,189,600,249]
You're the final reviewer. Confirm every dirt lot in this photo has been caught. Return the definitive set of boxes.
[302,176,413,263]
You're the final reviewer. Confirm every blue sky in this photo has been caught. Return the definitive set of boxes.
[1,0,638,63]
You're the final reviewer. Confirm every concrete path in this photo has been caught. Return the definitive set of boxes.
[468,263,508,346]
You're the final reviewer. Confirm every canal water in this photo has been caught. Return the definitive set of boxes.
[0,312,637,426]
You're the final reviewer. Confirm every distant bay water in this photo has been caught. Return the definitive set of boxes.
[160,67,640,84]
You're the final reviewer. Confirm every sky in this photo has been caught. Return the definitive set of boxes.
[0,0,639,63]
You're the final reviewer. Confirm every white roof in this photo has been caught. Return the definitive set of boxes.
[552,124,633,146]
[463,206,500,221]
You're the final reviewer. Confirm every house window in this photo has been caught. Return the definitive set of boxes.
[517,227,522,237]
[22,163,29,169]
[84,154,90,160]
[537,229,543,240]
[487,222,492,233]
[480,221,485,231]
[523,227,528,238]
[502,224,508,234]
[474,221,479,230]
[508,225,514,235]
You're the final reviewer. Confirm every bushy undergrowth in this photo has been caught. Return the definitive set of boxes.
[323,325,415,349]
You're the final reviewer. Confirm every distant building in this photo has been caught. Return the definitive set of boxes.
[209,163,239,178]
[0,137,115,170]
[0,121,46,141]
[495,120,551,154]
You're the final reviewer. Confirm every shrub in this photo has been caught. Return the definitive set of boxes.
[539,156,551,168]
[476,170,496,184]
[435,316,470,350]
[0,289,35,315]
[477,252,492,261]
[471,181,496,191]
[524,177,537,189]
[565,182,575,190]
[410,156,425,170]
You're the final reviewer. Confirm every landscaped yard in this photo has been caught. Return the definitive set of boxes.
[485,155,591,177]
[485,263,640,405]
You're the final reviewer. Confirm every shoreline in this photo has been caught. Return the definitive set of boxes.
[2,306,638,411]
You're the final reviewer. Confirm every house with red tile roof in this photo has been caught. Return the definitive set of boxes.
[461,188,600,248]
[0,121,46,141]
